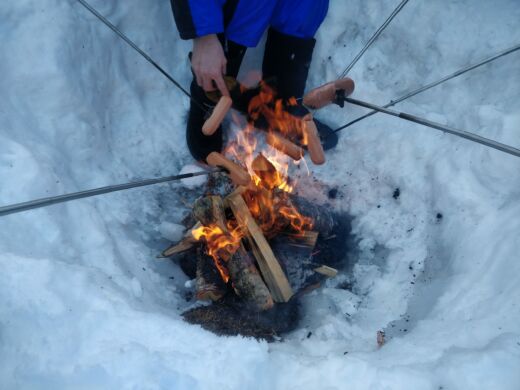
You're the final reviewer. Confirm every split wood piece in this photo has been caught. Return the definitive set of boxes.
[206,152,251,186]
[202,96,233,136]
[192,194,273,311]
[158,222,201,258]
[313,265,338,278]
[303,77,355,109]
[196,247,227,301]
[192,196,228,232]
[227,192,293,302]
[282,231,319,249]
[228,243,274,311]
[251,153,282,190]
[302,118,325,165]
[265,132,304,161]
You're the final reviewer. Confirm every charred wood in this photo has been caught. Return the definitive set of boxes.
[196,246,227,301]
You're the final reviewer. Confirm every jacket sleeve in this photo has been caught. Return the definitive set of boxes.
[170,0,226,40]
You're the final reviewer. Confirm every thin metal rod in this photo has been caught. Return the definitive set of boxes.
[76,0,207,112]
[344,97,520,158]
[0,169,221,218]
[339,0,410,78]
[334,42,520,133]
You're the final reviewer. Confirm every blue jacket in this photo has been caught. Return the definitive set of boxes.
[171,0,329,47]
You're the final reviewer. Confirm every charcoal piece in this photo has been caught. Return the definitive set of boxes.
[182,295,300,342]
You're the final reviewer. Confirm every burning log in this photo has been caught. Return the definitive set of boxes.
[192,196,227,232]
[196,246,227,301]
[192,195,274,311]
[226,192,293,302]
[228,243,274,310]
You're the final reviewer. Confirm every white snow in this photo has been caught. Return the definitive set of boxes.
[1,0,520,389]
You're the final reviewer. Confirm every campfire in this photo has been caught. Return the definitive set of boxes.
[161,83,351,340]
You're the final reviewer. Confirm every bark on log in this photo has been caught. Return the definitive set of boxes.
[228,243,274,310]
[192,196,228,232]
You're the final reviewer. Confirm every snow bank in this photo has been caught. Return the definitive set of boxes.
[1,0,519,389]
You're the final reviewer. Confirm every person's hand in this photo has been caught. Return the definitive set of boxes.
[191,34,229,97]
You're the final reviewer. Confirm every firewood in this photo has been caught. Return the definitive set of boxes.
[192,194,273,311]
[158,222,201,258]
[192,196,228,232]
[158,237,196,258]
[227,192,293,302]
[228,243,274,310]
[196,247,227,301]
[313,265,338,278]
[281,231,319,249]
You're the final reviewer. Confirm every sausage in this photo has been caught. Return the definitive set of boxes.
[202,96,233,136]
[303,119,325,165]
[206,152,251,186]
[303,77,355,109]
[265,132,304,161]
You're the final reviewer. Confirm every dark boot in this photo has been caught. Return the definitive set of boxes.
[185,38,247,162]
[262,28,338,150]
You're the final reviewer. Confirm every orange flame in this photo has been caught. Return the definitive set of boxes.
[191,222,243,283]
[195,82,315,284]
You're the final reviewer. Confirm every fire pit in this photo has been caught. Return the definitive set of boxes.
[160,82,352,341]
[161,160,350,341]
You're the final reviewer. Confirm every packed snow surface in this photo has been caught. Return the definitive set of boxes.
[1,0,520,389]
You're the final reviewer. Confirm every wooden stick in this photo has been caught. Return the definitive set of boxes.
[303,119,325,165]
[227,193,293,302]
[265,132,304,161]
[158,222,201,258]
[313,265,338,278]
[202,96,233,136]
[282,231,319,249]
[206,152,251,186]
[158,236,196,258]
